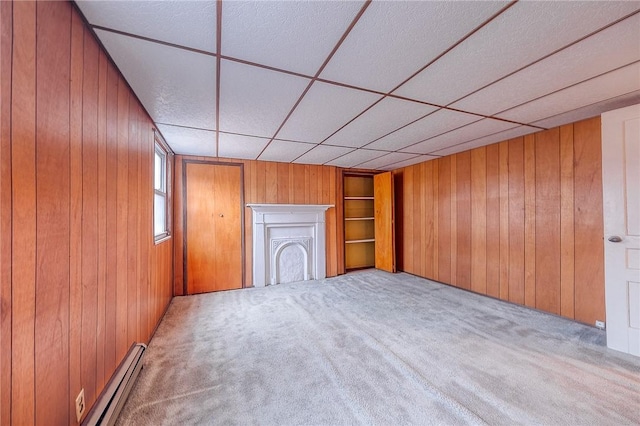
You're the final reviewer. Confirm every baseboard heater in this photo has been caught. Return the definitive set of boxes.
[84,343,147,426]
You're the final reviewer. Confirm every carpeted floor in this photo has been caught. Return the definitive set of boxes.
[117,270,640,425]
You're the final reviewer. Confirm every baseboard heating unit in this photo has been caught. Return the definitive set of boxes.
[84,343,147,426]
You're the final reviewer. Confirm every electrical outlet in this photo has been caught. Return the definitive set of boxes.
[595,320,606,330]
[75,389,85,423]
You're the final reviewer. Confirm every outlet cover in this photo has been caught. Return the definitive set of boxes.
[75,388,85,423]
[595,320,606,330]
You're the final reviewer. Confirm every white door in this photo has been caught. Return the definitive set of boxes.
[602,103,640,357]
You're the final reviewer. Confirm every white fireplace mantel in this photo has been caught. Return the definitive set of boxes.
[247,204,333,287]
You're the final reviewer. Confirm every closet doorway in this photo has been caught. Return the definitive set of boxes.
[184,161,244,294]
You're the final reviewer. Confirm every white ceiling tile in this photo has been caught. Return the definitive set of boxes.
[532,90,640,129]
[381,155,438,171]
[96,29,216,129]
[320,1,509,92]
[452,14,640,116]
[355,152,419,170]
[77,1,216,53]
[222,1,362,75]
[395,1,640,105]
[325,149,387,168]
[277,82,381,143]
[366,109,480,152]
[497,62,640,124]
[431,126,539,157]
[156,124,216,157]
[218,133,269,160]
[401,119,517,155]
[258,140,315,163]
[219,60,309,137]
[293,145,353,165]
[324,97,437,148]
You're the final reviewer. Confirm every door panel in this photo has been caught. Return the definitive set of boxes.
[602,104,640,356]
[186,162,243,294]
[374,171,395,273]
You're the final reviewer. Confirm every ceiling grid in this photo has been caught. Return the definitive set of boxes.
[75,0,640,170]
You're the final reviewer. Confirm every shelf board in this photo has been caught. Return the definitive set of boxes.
[345,238,375,244]
[344,196,374,200]
[345,217,374,221]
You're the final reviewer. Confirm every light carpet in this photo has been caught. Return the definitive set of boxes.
[117,270,640,425]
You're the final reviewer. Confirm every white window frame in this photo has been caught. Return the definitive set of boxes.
[154,133,172,243]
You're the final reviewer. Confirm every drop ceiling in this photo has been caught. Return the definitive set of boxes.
[75,0,640,171]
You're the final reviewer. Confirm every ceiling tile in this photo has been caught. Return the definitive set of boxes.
[381,155,438,171]
[395,1,640,105]
[219,60,309,137]
[293,145,353,165]
[532,90,640,129]
[355,152,419,170]
[324,97,437,148]
[77,1,216,53]
[320,1,508,92]
[222,1,362,75]
[277,82,381,143]
[452,14,640,116]
[96,29,216,129]
[258,140,315,163]
[156,124,216,157]
[431,126,539,157]
[401,119,517,154]
[218,133,269,160]
[325,149,387,168]
[366,109,479,152]
[497,62,640,124]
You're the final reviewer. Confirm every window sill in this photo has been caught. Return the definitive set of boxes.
[154,234,172,245]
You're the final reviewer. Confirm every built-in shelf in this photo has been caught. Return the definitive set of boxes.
[344,196,374,200]
[345,217,374,221]
[344,174,375,270]
[345,238,375,244]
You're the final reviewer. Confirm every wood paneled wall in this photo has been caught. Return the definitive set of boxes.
[0,2,174,424]
[173,156,343,295]
[394,117,605,326]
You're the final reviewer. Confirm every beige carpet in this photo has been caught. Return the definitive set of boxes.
[117,270,640,425]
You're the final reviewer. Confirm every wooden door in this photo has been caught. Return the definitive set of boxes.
[374,172,396,273]
[185,161,243,294]
[602,104,640,356]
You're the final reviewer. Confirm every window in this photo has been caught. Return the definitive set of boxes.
[154,135,171,242]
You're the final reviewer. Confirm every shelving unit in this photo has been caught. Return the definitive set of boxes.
[344,174,375,270]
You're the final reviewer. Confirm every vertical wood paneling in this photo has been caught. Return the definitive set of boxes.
[523,135,536,308]
[4,3,175,422]
[423,161,435,279]
[413,164,422,276]
[498,141,509,300]
[68,11,84,422]
[0,2,13,423]
[397,117,604,327]
[115,76,129,361]
[437,157,451,284]
[573,117,605,325]
[104,62,118,377]
[265,162,277,203]
[450,156,458,286]
[470,148,487,294]
[508,138,525,305]
[560,124,575,319]
[393,170,404,271]
[535,128,561,315]
[173,157,184,295]
[34,2,71,422]
[96,50,108,391]
[11,2,37,423]
[456,152,471,290]
[486,145,500,298]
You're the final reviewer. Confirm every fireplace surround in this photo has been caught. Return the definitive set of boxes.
[247,204,333,287]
